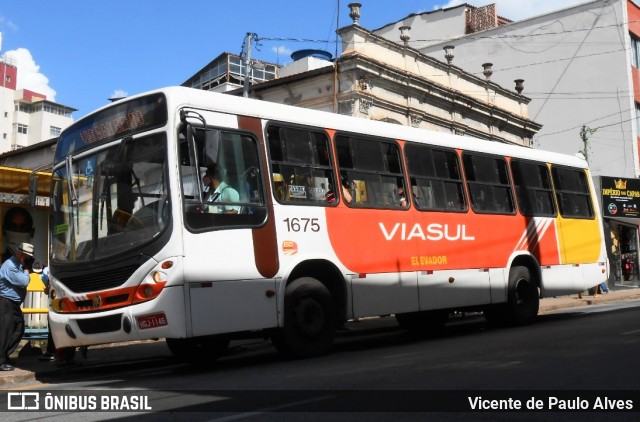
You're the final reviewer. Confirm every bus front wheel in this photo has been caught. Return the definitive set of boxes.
[271,277,336,358]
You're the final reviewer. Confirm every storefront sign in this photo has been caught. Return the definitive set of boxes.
[601,176,640,218]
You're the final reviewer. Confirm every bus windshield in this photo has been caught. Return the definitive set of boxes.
[51,133,170,263]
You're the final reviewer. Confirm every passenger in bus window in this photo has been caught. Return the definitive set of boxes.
[340,176,353,204]
[325,181,351,204]
[203,165,241,214]
[273,173,286,201]
[397,186,407,208]
[411,185,424,208]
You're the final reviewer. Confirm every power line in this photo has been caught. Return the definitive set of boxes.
[259,20,640,46]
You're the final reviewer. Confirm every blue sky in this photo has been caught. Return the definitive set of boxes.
[0,0,583,118]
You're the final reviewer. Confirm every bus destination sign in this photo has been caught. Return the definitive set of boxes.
[55,93,167,162]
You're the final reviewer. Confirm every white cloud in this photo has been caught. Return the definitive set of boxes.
[271,45,294,65]
[3,47,56,101]
[438,0,586,21]
[110,89,128,100]
[0,17,19,32]
[272,45,292,57]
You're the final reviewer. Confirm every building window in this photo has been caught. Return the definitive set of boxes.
[50,126,62,137]
[631,34,640,68]
[15,123,28,135]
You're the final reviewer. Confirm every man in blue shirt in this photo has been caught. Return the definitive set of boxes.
[0,242,34,371]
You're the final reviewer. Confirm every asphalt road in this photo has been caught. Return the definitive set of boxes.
[3,300,639,421]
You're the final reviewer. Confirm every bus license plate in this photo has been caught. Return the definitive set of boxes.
[137,313,168,330]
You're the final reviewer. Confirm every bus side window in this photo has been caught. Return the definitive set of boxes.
[405,144,466,212]
[267,125,336,206]
[335,134,405,209]
[179,127,266,230]
[551,167,593,219]
[463,153,515,215]
[511,160,556,217]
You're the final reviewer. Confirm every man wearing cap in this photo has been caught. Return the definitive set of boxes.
[0,242,33,371]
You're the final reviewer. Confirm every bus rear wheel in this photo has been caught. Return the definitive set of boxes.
[271,277,336,358]
[395,310,449,337]
[505,265,539,326]
[166,335,230,364]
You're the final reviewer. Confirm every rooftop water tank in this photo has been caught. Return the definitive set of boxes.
[290,49,333,61]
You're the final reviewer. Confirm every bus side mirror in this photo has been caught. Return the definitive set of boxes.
[28,173,38,207]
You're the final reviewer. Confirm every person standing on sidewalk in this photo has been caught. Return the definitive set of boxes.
[0,242,34,371]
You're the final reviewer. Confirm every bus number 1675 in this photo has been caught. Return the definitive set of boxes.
[283,218,321,233]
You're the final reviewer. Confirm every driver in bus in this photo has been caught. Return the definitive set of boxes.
[109,183,139,233]
[202,165,241,214]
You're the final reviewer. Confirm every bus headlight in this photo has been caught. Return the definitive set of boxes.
[152,271,167,283]
[52,298,64,312]
[133,280,167,304]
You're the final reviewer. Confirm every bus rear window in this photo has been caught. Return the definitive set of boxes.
[552,167,593,219]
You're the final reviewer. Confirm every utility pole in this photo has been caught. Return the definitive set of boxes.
[580,125,597,164]
[243,33,254,98]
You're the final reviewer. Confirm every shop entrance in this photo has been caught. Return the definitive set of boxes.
[611,222,639,283]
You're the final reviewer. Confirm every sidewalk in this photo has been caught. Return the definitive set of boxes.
[2,284,639,388]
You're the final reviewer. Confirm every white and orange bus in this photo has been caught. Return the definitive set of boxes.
[46,86,608,360]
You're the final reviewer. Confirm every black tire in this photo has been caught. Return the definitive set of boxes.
[166,335,230,364]
[483,304,507,327]
[270,277,336,358]
[395,310,449,337]
[505,266,539,325]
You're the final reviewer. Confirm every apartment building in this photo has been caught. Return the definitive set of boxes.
[0,56,75,154]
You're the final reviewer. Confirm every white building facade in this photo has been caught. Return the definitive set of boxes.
[375,0,640,285]
[379,0,638,178]
[0,56,75,155]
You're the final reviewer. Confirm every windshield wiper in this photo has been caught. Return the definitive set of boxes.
[99,136,133,230]
[65,155,79,243]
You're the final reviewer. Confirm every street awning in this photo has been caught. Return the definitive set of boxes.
[605,216,640,226]
[0,166,52,196]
